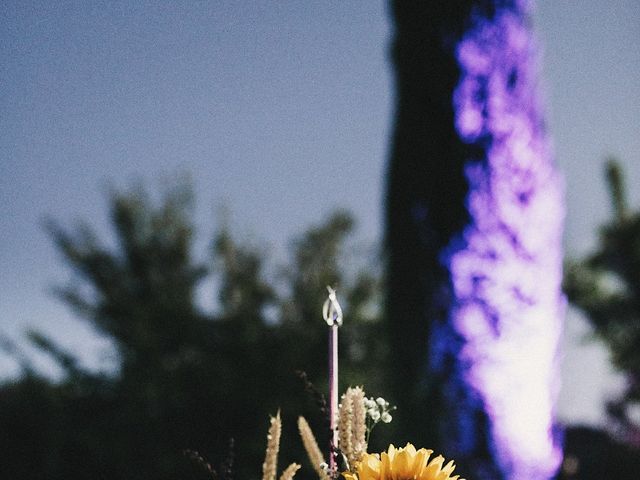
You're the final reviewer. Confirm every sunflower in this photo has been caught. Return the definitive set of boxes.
[344,443,464,480]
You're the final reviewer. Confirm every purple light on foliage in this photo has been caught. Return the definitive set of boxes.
[438,2,565,479]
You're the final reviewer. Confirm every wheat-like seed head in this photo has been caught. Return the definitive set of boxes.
[298,416,329,480]
[279,463,301,480]
[338,387,367,468]
[262,411,282,480]
[350,388,366,464]
[338,393,353,462]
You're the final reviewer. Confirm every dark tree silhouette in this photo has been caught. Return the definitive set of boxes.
[0,183,388,480]
[565,159,640,448]
[556,426,640,480]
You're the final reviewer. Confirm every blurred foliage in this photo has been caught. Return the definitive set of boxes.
[564,158,640,447]
[0,181,391,480]
[556,426,640,480]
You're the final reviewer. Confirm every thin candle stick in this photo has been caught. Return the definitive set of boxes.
[322,287,342,472]
[329,323,338,469]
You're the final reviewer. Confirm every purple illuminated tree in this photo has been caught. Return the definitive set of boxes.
[386,1,564,479]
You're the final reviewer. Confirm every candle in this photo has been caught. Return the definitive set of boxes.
[322,286,343,471]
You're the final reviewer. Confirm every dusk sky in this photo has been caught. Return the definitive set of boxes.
[1,1,639,427]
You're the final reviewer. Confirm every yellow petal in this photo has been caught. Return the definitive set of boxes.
[419,455,444,480]
[394,449,413,480]
[403,443,417,457]
[441,460,456,476]
[380,451,391,480]
[434,460,456,480]
[359,454,382,480]
[386,444,397,462]
[413,449,433,478]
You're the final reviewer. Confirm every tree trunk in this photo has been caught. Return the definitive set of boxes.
[386,1,564,479]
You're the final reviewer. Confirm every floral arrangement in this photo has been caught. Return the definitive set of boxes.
[296,386,465,480]
[190,289,466,480]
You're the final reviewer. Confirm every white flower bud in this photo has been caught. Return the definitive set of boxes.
[376,397,385,406]
[381,412,392,423]
[370,409,381,421]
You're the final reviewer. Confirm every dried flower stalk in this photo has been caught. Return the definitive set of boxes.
[338,393,353,461]
[298,416,329,480]
[350,389,366,463]
[262,411,282,480]
[278,463,301,480]
[184,449,218,480]
[338,387,367,467]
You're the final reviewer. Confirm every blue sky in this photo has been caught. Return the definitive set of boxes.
[1,1,639,426]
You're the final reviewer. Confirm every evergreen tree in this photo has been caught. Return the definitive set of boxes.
[565,159,640,448]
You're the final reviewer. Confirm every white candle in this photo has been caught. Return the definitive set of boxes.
[322,286,343,471]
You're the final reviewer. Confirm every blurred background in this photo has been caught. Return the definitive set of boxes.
[1,1,639,479]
